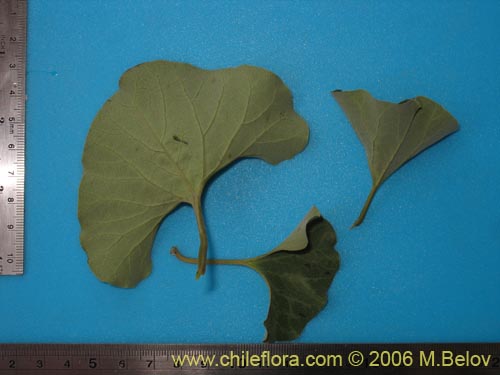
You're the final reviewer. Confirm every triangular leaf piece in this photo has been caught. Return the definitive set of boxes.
[332,89,459,227]
[78,60,309,287]
[171,207,340,342]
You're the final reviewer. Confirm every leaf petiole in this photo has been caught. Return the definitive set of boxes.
[171,247,247,267]
[351,183,378,228]
[193,195,209,278]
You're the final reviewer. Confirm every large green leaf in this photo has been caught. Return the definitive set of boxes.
[78,60,309,287]
[171,207,340,342]
[332,89,459,227]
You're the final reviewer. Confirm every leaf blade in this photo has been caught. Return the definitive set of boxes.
[245,208,340,342]
[79,61,309,286]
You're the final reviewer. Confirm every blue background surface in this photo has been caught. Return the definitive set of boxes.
[1,0,499,343]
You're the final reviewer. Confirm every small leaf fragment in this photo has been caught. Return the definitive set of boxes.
[332,89,459,227]
[171,207,340,342]
[78,60,309,287]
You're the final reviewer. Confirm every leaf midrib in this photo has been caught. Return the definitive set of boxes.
[374,102,422,187]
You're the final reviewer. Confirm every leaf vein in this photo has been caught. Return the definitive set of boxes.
[87,141,184,201]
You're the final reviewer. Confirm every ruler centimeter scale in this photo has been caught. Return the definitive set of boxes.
[0,0,26,275]
[1,344,500,374]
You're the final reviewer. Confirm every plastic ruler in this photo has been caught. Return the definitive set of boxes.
[0,343,500,374]
[0,0,26,276]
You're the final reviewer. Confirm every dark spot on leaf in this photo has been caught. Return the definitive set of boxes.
[298,312,306,318]
[173,135,188,145]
